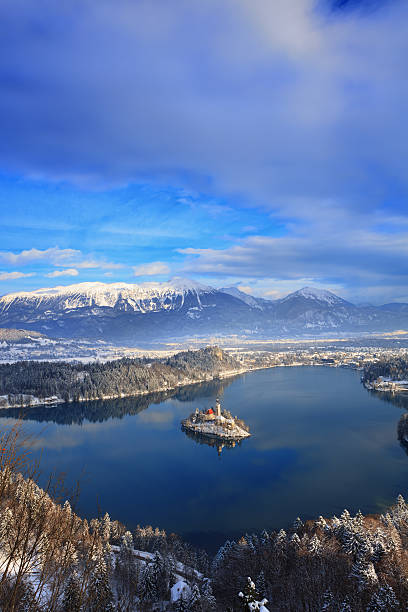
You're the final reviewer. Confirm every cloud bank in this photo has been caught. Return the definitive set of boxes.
[0,0,407,300]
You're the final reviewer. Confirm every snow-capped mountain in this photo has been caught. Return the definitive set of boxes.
[0,280,407,342]
[273,286,362,331]
[219,287,264,309]
[279,286,349,306]
[0,278,214,313]
[0,278,259,342]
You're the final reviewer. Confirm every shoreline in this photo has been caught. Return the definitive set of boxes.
[0,364,267,411]
[1,361,369,412]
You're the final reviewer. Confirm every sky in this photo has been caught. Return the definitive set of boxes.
[0,0,407,304]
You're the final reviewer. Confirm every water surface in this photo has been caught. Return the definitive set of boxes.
[2,366,408,551]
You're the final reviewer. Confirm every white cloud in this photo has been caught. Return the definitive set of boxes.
[179,218,408,303]
[0,247,80,266]
[0,271,35,280]
[133,262,170,276]
[74,259,123,270]
[0,0,407,212]
[0,247,122,270]
[46,268,79,278]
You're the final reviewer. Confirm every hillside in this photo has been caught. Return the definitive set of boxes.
[1,424,408,610]
[0,328,45,342]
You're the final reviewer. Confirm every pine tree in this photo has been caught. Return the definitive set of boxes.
[201,578,217,611]
[350,556,378,591]
[321,588,334,611]
[138,562,157,603]
[367,583,400,611]
[62,571,82,612]
[115,531,138,609]
[188,583,202,611]
[101,512,111,542]
[290,532,301,549]
[371,528,387,563]
[315,516,329,532]
[275,529,287,558]
[339,596,352,612]
[293,516,304,531]
[88,557,115,612]
[255,570,266,599]
[354,510,364,528]
[308,534,321,556]
[238,577,260,610]
[151,550,168,599]
[212,540,232,574]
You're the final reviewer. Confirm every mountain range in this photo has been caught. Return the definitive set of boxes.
[0,278,407,343]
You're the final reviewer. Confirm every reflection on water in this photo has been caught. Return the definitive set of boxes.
[1,367,408,552]
[0,379,234,426]
[367,389,408,457]
[369,389,408,412]
[182,426,245,456]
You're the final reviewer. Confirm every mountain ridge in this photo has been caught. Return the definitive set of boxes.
[0,279,407,342]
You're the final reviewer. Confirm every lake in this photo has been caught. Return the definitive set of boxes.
[2,366,408,552]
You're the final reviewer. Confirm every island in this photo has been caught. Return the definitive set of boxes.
[181,398,251,448]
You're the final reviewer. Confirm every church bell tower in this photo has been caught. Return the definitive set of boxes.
[215,398,221,417]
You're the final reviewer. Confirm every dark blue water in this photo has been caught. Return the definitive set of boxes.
[2,366,408,551]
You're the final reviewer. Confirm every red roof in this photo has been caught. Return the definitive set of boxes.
[206,408,214,415]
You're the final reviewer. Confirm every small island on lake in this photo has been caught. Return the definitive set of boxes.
[181,398,251,446]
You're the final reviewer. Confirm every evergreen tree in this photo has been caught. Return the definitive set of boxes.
[188,583,202,611]
[238,577,260,610]
[275,530,287,558]
[201,578,217,611]
[62,571,82,612]
[339,596,352,612]
[255,571,266,599]
[321,588,334,611]
[293,516,304,531]
[151,550,168,599]
[87,557,115,612]
[308,534,322,556]
[101,512,111,542]
[138,562,158,604]
[315,516,329,532]
[289,533,301,550]
[367,583,400,611]
[350,556,378,591]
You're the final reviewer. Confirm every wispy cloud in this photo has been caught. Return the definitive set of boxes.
[0,247,121,271]
[0,271,35,281]
[46,268,79,278]
[0,0,406,209]
[133,262,170,276]
[179,218,408,302]
[0,247,79,266]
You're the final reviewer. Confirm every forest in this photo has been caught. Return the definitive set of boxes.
[0,347,242,407]
[362,356,408,384]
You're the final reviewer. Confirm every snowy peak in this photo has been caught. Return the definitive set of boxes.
[280,286,348,306]
[0,279,216,314]
[219,287,263,309]
[1,279,407,341]
[1,278,213,301]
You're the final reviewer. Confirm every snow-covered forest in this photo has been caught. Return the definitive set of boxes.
[363,357,408,385]
[0,347,243,408]
[1,423,408,610]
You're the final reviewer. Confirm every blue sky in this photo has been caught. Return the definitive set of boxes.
[0,0,407,303]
